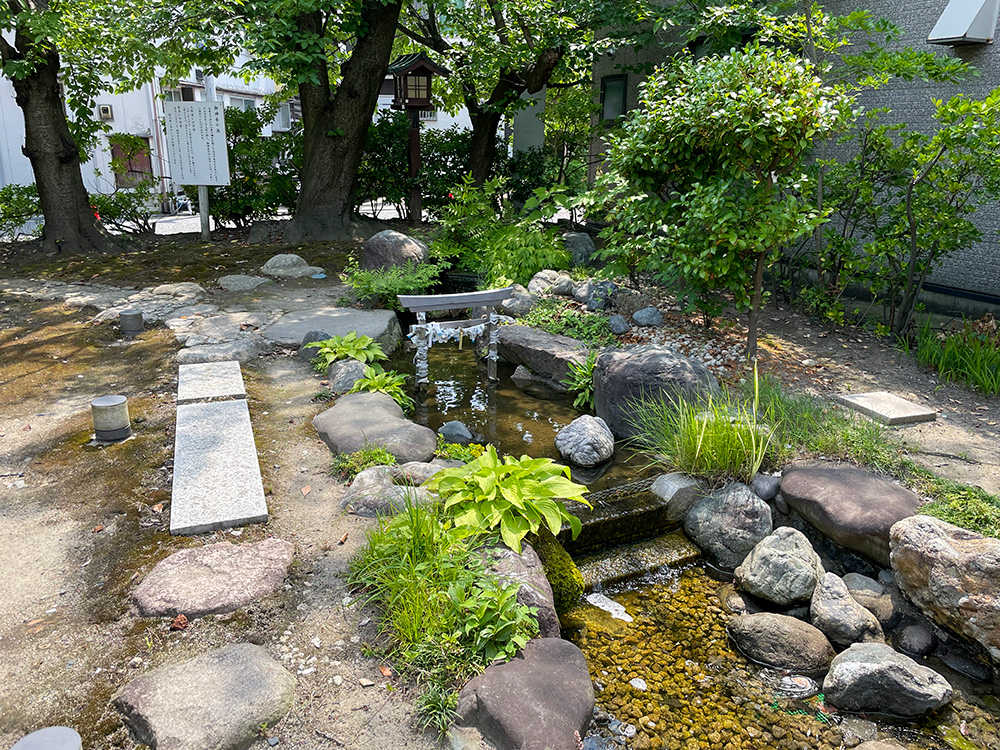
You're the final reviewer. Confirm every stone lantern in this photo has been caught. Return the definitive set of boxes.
[388,52,450,222]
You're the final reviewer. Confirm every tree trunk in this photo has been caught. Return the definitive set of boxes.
[282,0,403,244]
[745,250,767,360]
[8,39,110,254]
[468,111,505,186]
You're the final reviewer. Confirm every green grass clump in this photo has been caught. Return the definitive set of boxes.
[561,350,598,410]
[628,368,774,485]
[350,500,538,736]
[748,374,904,474]
[913,317,1000,396]
[905,462,1000,538]
[330,443,397,480]
[518,298,619,348]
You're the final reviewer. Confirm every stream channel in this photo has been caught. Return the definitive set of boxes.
[388,339,1000,750]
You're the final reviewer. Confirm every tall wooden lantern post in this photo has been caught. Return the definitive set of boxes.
[388,53,450,223]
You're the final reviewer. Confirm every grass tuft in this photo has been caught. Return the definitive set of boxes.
[912,317,1000,396]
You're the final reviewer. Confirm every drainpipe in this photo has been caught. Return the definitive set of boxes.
[147,78,169,211]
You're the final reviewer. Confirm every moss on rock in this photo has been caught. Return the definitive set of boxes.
[530,526,585,614]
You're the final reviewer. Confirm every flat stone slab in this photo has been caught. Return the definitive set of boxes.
[576,530,701,590]
[170,400,268,535]
[835,391,936,425]
[113,643,296,750]
[177,361,246,404]
[261,307,401,354]
[133,538,294,618]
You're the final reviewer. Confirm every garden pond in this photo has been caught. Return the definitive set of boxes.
[389,340,1000,750]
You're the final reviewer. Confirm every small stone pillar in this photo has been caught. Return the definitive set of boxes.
[119,310,144,335]
[10,726,82,750]
[91,395,131,441]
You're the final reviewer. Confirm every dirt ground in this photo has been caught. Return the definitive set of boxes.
[0,297,438,749]
[1,257,998,748]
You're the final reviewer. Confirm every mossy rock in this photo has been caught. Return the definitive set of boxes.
[530,526,584,614]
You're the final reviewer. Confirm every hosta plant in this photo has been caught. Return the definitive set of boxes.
[347,364,415,412]
[302,332,386,373]
[425,445,591,553]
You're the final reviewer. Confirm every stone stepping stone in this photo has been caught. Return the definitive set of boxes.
[313,391,436,464]
[835,391,936,425]
[576,530,701,590]
[177,361,246,404]
[113,643,296,750]
[170,400,267,535]
[261,307,401,354]
[10,727,82,750]
[133,538,294,618]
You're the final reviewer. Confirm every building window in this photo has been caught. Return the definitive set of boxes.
[110,137,152,189]
[418,110,438,122]
[230,96,257,111]
[273,102,292,131]
[601,75,626,121]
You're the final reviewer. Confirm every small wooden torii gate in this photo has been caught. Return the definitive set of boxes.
[397,286,514,386]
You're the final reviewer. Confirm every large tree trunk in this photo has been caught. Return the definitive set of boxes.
[282,0,403,244]
[6,37,110,254]
[468,111,505,186]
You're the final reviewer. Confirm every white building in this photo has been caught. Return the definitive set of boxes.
[0,55,293,211]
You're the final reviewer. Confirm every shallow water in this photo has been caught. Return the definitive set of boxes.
[387,343,652,490]
[566,566,1000,750]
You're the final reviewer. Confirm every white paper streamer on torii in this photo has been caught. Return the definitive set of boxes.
[408,321,487,349]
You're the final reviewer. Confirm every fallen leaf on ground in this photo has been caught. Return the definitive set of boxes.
[151,503,163,513]
[170,613,189,631]
[301,485,311,496]
[379,665,392,678]
[92,525,104,533]
[22,424,30,431]
[358,678,375,687]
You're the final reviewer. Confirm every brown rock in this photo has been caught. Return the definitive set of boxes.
[726,612,836,674]
[890,514,1000,664]
[132,538,294,618]
[457,639,593,750]
[780,464,922,565]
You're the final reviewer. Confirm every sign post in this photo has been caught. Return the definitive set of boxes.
[163,101,230,240]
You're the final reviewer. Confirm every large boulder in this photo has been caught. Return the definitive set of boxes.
[890,515,1000,664]
[555,416,614,467]
[359,229,430,270]
[339,465,435,517]
[132,539,294,618]
[684,483,772,571]
[649,473,706,525]
[811,573,884,648]
[780,464,922,566]
[456,638,593,750]
[593,345,719,439]
[260,253,324,278]
[483,544,560,638]
[313,392,436,464]
[262,308,401,355]
[497,325,588,385]
[727,613,835,674]
[823,643,952,718]
[734,527,824,606]
[112,644,296,750]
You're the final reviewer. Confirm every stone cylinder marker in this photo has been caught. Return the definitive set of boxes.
[119,309,144,335]
[91,395,131,441]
